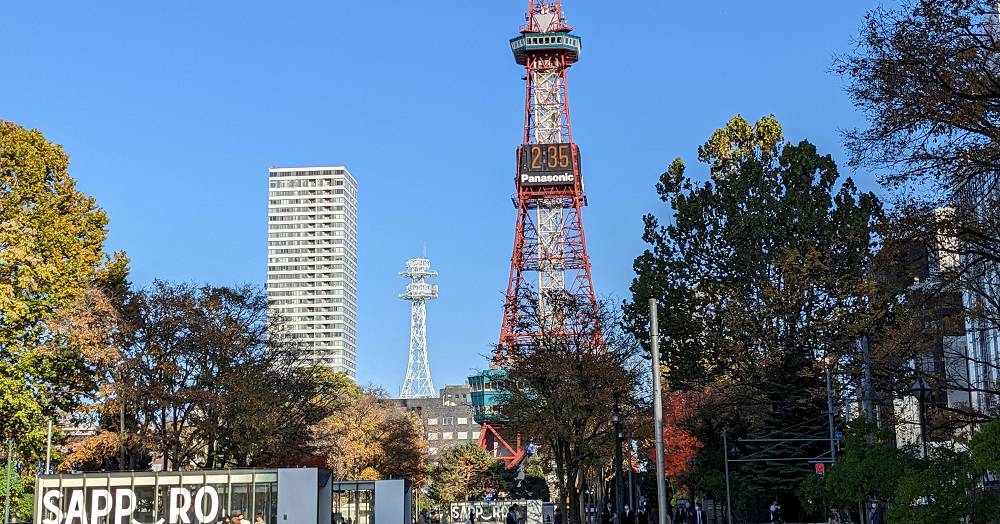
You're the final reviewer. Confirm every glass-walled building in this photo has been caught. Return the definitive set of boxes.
[35,469,410,524]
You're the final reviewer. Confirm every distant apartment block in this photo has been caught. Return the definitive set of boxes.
[267,166,358,378]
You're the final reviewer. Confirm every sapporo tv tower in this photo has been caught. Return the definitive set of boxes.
[471,0,602,468]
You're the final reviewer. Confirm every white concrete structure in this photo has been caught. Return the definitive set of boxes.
[267,166,358,378]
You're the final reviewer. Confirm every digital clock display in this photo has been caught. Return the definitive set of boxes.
[518,143,579,187]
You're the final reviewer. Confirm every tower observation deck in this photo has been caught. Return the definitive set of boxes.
[471,0,603,468]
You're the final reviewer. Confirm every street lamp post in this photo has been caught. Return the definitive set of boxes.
[909,378,932,458]
[687,457,697,505]
[722,430,733,524]
[4,437,12,524]
[612,401,624,524]
[649,299,667,524]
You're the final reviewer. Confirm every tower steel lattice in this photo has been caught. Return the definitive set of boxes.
[498,0,601,361]
[400,258,438,399]
[473,0,601,469]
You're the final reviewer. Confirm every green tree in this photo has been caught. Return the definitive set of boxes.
[799,421,918,521]
[0,119,124,449]
[492,453,550,500]
[890,448,1000,524]
[970,419,1000,473]
[67,281,347,471]
[429,442,496,503]
[624,115,881,501]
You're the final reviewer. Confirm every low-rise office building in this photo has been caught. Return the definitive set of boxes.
[392,383,480,455]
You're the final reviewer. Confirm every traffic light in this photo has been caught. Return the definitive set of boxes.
[815,463,826,475]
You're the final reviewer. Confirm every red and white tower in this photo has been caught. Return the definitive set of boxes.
[498,0,601,361]
[472,0,601,469]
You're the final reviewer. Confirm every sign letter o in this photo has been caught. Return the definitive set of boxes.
[194,486,219,523]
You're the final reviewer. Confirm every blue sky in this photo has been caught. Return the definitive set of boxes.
[0,0,882,393]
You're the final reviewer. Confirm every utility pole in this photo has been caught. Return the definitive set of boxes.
[826,368,837,465]
[723,430,733,524]
[861,337,873,423]
[613,399,624,524]
[627,435,635,511]
[120,401,126,470]
[4,437,12,524]
[45,419,52,475]
[649,299,667,524]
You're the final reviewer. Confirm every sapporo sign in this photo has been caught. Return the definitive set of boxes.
[41,486,220,524]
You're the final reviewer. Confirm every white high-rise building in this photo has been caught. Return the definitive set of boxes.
[267,166,358,378]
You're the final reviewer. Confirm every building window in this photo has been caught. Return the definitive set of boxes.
[428,418,438,425]
[443,417,454,425]
[443,432,454,440]
[458,432,468,440]
[472,431,481,439]
[428,433,439,441]
[457,417,468,425]
[429,447,438,455]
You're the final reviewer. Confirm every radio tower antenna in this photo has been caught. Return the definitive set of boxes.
[400,257,438,398]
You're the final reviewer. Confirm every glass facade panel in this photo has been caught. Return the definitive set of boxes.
[230,483,252,519]
[134,485,157,524]
[253,481,278,524]
[332,482,375,524]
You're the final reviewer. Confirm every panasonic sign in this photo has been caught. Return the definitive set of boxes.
[41,486,219,524]
[519,173,575,186]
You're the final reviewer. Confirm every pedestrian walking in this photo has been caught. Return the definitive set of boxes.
[675,504,687,524]
[507,505,520,524]
[600,503,615,524]
[769,502,782,524]
[622,505,635,524]
[869,501,885,524]
[686,503,706,524]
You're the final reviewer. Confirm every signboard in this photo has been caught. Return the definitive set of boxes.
[451,500,544,524]
[40,486,220,524]
[518,144,579,187]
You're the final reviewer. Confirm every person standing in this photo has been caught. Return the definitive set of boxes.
[869,501,885,524]
[600,503,615,524]
[507,505,519,524]
[769,502,782,524]
[686,503,706,524]
[622,505,635,524]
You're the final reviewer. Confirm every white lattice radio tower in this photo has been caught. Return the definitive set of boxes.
[400,257,438,398]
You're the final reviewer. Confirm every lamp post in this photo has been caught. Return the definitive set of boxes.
[909,378,932,458]
[723,431,734,524]
[687,457,697,505]
[649,299,667,524]
[612,400,624,524]
[3,437,12,524]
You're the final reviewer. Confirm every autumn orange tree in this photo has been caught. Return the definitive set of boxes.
[311,385,427,483]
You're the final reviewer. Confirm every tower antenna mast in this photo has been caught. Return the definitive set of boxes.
[400,257,438,398]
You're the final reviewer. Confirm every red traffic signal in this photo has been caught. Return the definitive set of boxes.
[815,463,826,475]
